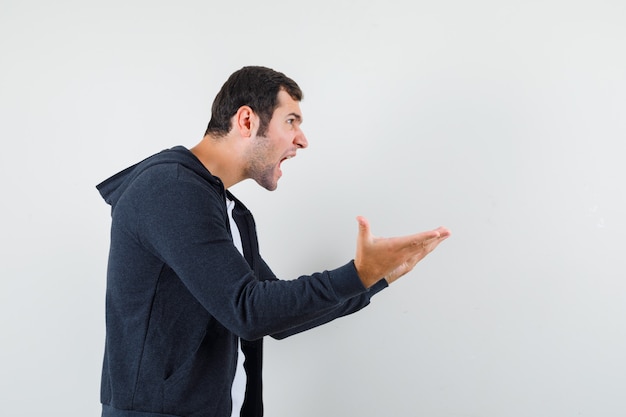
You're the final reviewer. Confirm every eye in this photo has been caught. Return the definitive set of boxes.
[286,118,295,125]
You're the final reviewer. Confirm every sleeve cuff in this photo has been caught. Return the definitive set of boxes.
[327,261,389,301]
[327,260,368,300]
[367,278,388,297]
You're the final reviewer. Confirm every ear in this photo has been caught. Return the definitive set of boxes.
[233,106,259,138]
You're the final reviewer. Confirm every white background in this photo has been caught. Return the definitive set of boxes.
[1,0,625,416]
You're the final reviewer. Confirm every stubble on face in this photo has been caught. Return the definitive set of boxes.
[243,134,279,191]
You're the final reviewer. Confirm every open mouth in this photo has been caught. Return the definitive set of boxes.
[279,154,294,166]
[277,154,295,176]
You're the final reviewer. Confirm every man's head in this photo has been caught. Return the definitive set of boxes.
[205,66,303,138]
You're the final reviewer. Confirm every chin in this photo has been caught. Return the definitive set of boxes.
[255,179,278,191]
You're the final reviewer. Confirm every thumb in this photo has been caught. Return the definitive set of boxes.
[356,216,371,241]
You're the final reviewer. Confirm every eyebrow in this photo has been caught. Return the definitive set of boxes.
[287,112,303,123]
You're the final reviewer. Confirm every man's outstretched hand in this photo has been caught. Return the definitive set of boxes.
[354,216,451,287]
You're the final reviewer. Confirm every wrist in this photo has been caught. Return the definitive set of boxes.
[353,260,382,289]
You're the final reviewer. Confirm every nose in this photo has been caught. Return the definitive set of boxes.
[295,128,308,149]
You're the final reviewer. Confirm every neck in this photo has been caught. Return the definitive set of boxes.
[190,134,246,189]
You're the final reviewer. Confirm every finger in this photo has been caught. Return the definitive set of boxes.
[423,230,451,251]
[390,230,441,251]
[433,226,452,239]
[418,226,452,247]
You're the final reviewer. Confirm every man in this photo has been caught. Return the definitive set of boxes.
[97,66,450,417]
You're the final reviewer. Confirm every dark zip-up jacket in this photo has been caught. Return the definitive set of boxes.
[96,146,387,417]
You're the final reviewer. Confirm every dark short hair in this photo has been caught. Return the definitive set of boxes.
[205,66,303,137]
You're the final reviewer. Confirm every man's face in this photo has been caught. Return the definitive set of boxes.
[244,90,308,191]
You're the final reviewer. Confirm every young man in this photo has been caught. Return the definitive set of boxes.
[97,66,450,417]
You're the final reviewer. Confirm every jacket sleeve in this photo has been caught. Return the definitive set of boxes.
[250,226,389,340]
[252,252,389,340]
[269,277,388,340]
[127,165,378,341]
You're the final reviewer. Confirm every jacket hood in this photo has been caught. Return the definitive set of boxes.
[96,146,219,209]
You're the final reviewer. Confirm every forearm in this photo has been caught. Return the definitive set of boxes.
[270,277,387,340]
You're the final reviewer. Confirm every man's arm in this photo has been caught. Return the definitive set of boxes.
[252,256,388,340]
[268,278,387,340]
[259,218,450,340]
